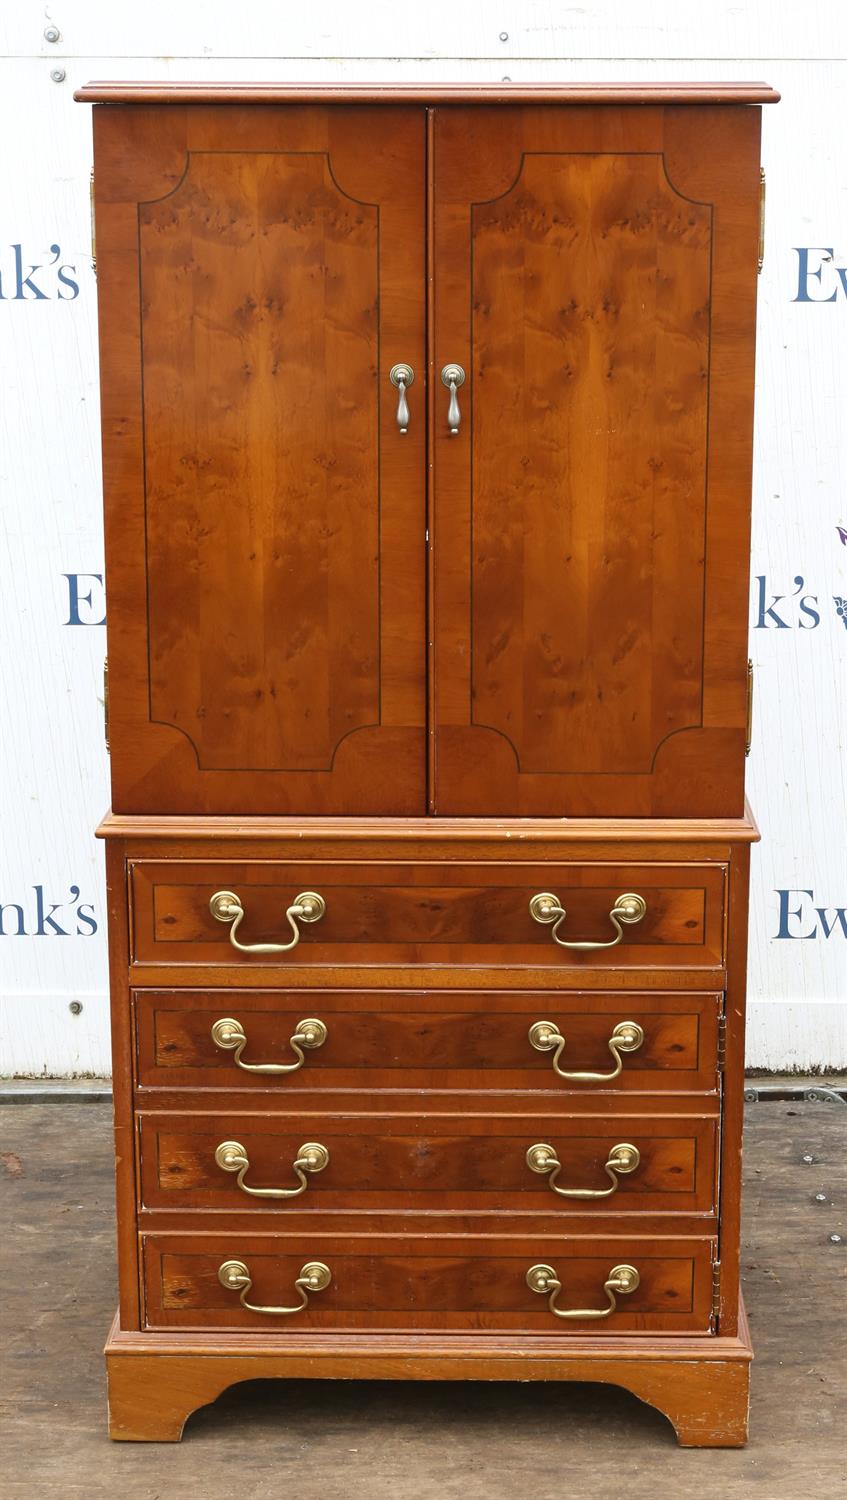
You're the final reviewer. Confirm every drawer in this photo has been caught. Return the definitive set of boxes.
[129,858,725,969]
[141,1231,715,1332]
[135,988,723,1092]
[138,1109,718,1214]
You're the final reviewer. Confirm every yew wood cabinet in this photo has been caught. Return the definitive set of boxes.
[79,79,777,1446]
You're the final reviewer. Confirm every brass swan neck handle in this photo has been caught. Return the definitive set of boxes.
[526,1141,641,1198]
[528,1019,644,1082]
[218,1259,331,1317]
[529,890,647,951]
[211,1015,327,1075]
[215,1139,330,1199]
[209,889,326,955]
[526,1262,640,1320]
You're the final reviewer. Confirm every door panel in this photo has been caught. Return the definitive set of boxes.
[431,105,761,816]
[95,104,426,813]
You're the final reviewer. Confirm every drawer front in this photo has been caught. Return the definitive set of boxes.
[135,988,722,1092]
[142,1232,715,1332]
[129,859,725,969]
[139,1110,718,1214]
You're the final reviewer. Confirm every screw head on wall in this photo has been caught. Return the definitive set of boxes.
[68,1000,83,1015]
[50,67,66,83]
[44,25,61,43]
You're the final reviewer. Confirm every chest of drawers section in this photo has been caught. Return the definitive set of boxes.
[101,818,754,1347]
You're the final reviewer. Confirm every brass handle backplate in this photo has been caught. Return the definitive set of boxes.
[215,1139,330,1199]
[526,1261,640,1320]
[526,1141,640,1198]
[528,1019,644,1082]
[210,889,326,955]
[218,1258,331,1317]
[211,1015,327,1075]
[529,890,647,950]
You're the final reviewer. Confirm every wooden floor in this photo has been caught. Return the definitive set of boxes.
[1,1098,844,1498]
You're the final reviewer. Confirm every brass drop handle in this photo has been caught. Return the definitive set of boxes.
[218,1258,331,1317]
[389,363,415,432]
[526,1142,640,1198]
[528,1019,644,1082]
[529,891,647,950]
[440,363,465,433]
[527,1262,640,1320]
[210,889,325,954]
[211,1015,327,1075]
[215,1139,330,1199]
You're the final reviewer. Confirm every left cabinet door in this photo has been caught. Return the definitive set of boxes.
[95,104,426,814]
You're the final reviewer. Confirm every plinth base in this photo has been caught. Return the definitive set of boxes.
[105,1300,752,1447]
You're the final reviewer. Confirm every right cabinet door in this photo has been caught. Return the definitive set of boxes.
[430,104,761,817]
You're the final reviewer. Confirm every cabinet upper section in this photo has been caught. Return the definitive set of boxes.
[86,92,774,817]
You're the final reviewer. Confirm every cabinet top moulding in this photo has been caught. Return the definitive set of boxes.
[74,81,780,106]
[95,808,760,843]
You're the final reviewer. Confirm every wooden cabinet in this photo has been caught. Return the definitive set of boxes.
[82,79,776,1447]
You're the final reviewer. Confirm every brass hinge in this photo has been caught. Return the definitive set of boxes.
[745,659,754,756]
[103,657,110,752]
[757,168,766,273]
[717,1013,727,1073]
[89,168,97,274]
[712,1258,722,1326]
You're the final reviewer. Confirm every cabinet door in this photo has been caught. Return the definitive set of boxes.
[430,105,761,816]
[95,105,425,813]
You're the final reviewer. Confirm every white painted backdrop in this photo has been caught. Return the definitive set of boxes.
[1,2,845,1075]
